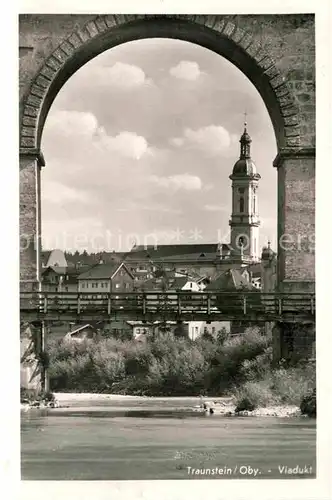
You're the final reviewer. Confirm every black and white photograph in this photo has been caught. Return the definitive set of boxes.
[9,0,331,497]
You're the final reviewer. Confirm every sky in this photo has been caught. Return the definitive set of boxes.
[41,38,277,253]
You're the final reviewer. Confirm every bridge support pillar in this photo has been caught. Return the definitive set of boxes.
[274,150,315,294]
[20,320,48,396]
[20,149,44,293]
[274,149,315,362]
[272,322,315,363]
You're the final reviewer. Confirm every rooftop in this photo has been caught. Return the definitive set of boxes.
[78,262,133,280]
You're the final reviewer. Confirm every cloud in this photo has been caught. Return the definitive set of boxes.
[115,202,181,214]
[104,62,152,89]
[169,61,202,81]
[97,129,150,160]
[72,62,152,91]
[149,174,202,191]
[44,110,151,161]
[45,110,98,138]
[41,181,89,204]
[182,125,232,156]
[204,204,228,212]
[169,137,184,147]
[169,125,232,157]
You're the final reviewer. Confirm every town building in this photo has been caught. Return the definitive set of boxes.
[205,268,259,335]
[77,261,135,293]
[41,266,84,292]
[64,324,99,343]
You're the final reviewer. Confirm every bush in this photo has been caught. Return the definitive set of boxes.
[300,388,316,417]
[240,347,272,381]
[234,380,276,411]
[270,363,315,406]
[235,396,256,412]
[45,329,315,402]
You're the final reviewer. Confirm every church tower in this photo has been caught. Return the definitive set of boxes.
[229,122,261,263]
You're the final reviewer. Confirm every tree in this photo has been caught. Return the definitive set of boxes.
[217,327,229,344]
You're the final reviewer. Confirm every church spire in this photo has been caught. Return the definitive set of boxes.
[240,116,252,160]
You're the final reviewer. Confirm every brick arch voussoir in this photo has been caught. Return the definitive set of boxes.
[208,17,300,148]
[20,14,300,150]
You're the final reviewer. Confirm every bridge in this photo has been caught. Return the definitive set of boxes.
[20,291,315,323]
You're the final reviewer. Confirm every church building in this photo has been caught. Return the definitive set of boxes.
[122,122,263,280]
[228,122,261,265]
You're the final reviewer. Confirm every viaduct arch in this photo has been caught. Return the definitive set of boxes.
[19,14,315,294]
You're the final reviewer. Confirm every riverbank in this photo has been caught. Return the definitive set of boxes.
[21,392,302,418]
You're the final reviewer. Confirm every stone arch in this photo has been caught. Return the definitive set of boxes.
[20,14,301,153]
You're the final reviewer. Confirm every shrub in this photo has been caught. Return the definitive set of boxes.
[300,388,316,417]
[240,346,272,381]
[235,396,256,412]
[234,380,276,412]
[270,363,315,406]
[45,329,315,401]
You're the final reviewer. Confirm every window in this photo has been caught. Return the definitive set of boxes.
[195,327,198,335]
[82,283,85,289]
[212,327,216,335]
[115,283,120,289]
[239,196,244,213]
[253,196,256,214]
[101,283,104,288]
[136,328,141,334]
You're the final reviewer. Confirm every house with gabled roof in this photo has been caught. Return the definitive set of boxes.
[205,268,257,292]
[64,324,99,342]
[205,268,259,335]
[77,261,135,293]
[41,265,85,292]
[139,274,201,293]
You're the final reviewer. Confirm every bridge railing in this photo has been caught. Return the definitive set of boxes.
[20,291,316,317]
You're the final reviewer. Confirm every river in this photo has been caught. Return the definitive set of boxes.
[21,397,316,480]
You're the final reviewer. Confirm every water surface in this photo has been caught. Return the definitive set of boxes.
[21,398,316,480]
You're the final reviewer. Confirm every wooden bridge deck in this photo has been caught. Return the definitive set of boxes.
[20,291,316,323]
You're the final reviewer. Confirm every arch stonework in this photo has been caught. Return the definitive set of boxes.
[19,14,315,293]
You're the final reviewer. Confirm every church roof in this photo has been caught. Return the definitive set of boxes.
[232,158,257,176]
[205,269,257,291]
[230,123,260,178]
[126,243,231,261]
[261,241,276,260]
